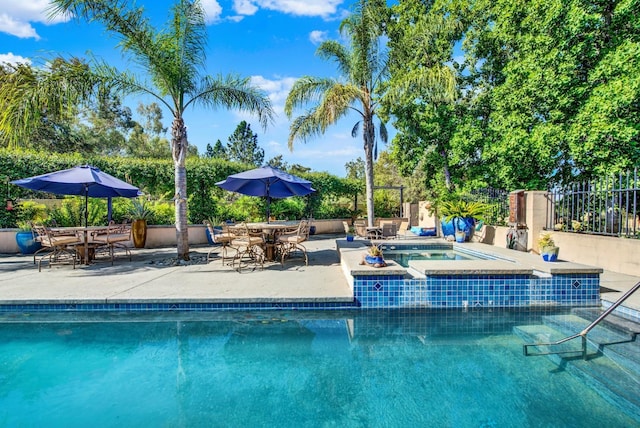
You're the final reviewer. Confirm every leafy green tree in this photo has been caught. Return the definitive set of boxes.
[286,0,390,227]
[205,139,228,159]
[345,157,365,180]
[266,154,289,170]
[3,0,273,260]
[226,121,264,167]
[126,103,171,159]
[77,91,136,156]
[0,60,84,152]
[384,0,459,196]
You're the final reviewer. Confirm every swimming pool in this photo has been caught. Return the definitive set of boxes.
[1,309,637,427]
[383,249,486,267]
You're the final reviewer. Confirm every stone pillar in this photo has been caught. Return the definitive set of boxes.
[526,191,549,252]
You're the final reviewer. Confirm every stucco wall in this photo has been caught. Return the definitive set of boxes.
[0,220,348,253]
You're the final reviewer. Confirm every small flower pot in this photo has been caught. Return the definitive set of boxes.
[541,246,559,262]
[346,235,354,242]
[364,255,384,265]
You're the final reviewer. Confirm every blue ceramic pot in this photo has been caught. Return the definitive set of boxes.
[346,235,354,242]
[443,217,475,241]
[15,230,41,254]
[365,255,384,265]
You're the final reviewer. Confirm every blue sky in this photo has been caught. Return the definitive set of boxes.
[0,0,392,177]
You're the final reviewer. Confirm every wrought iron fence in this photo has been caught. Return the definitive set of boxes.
[545,169,640,238]
[471,188,510,226]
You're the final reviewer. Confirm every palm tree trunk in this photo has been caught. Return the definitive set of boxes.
[172,115,190,260]
[363,117,376,227]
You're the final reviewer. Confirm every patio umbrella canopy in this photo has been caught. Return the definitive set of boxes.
[216,166,315,221]
[11,165,142,226]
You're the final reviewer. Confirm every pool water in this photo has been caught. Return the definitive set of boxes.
[0,310,637,427]
[384,249,484,267]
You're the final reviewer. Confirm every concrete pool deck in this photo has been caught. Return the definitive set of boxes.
[0,235,638,314]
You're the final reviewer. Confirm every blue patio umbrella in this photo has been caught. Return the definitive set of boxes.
[11,165,142,226]
[215,166,315,221]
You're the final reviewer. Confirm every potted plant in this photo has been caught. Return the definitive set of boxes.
[14,201,47,254]
[538,232,559,262]
[127,198,152,248]
[346,225,356,242]
[361,244,386,267]
[439,200,488,242]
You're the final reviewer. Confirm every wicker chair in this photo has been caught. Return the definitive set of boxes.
[91,221,132,265]
[230,222,266,272]
[32,225,83,272]
[276,219,310,266]
[204,220,237,264]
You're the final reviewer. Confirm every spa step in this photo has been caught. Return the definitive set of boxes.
[514,323,640,420]
[541,313,640,378]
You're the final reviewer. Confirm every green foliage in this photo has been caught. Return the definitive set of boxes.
[1,149,362,224]
[48,197,106,227]
[384,0,640,190]
[15,200,48,229]
[537,232,556,249]
[127,198,152,221]
[439,199,489,222]
[225,121,264,167]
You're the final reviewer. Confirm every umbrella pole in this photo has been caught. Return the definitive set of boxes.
[84,186,89,264]
[266,196,271,223]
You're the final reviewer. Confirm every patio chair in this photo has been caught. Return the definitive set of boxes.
[230,222,266,272]
[276,219,309,266]
[32,225,83,272]
[204,220,237,264]
[380,221,397,239]
[91,221,132,265]
[396,221,409,239]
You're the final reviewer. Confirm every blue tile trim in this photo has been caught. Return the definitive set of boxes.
[352,272,600,309]
[0,301,361,313]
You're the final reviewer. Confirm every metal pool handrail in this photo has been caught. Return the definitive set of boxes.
[524,280,640,357]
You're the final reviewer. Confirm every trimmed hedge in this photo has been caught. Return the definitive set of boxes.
[1,149,362,225]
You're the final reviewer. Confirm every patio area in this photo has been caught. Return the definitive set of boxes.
[0,234,639,316]
[0,235,352,306]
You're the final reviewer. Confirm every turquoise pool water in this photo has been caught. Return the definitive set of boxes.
[383,249,483,267]
[0,310,637,427]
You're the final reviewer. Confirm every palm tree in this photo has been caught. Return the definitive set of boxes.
[285,0,388,227]
[9,0,273,260]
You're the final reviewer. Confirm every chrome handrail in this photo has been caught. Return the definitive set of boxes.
[524,280,640,357]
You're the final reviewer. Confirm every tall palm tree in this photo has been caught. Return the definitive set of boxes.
[11,0,273,260]
[285,0,389,227]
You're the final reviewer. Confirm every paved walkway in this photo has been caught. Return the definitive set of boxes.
[0,235,638,314]
[0,236,352,304]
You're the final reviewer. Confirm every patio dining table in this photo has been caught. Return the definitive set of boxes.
[50,226,110,265]
[245,221,299,261]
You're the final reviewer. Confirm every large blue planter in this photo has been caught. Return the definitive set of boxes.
[15,230,41,254]
[441,217,475,241]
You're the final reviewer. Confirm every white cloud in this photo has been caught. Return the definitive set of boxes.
[0,52,31,65]
[233,0,259,16]
[309,30,327,45]
[201,0,223,23]
[250,75,297,118]
[232,0,345,18]
[0,0,70,39]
